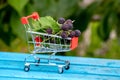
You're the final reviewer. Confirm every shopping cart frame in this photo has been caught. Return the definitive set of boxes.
[21,12,78,73]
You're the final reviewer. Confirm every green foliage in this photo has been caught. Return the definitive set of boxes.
[8,0,29,15]
[33,16,59,33]
[87,22,103,57]
[90,22,102,48]
[106,39,120,59]
[10,11,26,41]
[86,22,120,59]
[96,0,120,41]
[70,1,100,32]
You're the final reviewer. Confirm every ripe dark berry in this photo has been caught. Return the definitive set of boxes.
[65,19,72,24]
[46,28,52,34]
[61,24,69,31]
[67,23,73,30]
[58,17,65,24]
[74,30,81,37]
[61,31,68,38]
[69,31,75,38]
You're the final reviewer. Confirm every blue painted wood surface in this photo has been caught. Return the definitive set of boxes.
[0,52,120,80]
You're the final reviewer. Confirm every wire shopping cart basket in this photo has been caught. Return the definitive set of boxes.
[21,12,79,73]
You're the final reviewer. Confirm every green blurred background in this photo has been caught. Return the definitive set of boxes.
[0,0,120,59]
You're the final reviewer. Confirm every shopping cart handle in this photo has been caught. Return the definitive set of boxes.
[70,37,78,50]
[21,12,40,24]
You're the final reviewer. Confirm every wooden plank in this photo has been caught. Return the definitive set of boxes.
[0,68,120,80]
[0,52,120,80]
[0,60,120,76]
[0,52,120,68]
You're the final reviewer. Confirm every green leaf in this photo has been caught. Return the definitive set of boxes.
[116,17,120,42]
[8,0,28,14]
[73,1,99,32]
[0,1,7,10]
[97,18,108,41]
[32,16,59,34]
[0,9,16,46]
[107,12,117,30]
[32,0,79,18]
[97,10,114,41]
[10,11,26,41]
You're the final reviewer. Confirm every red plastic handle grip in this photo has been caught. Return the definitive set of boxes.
[70,37,78,50]
[21,12,40,24]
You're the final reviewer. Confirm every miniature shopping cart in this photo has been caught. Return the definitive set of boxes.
[21,12,78,73]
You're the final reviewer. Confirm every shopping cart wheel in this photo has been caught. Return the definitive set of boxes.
[58,66,64,74]
[65,65,70,70]
[65,60,70,65]
[35,58,40,66]
[65,61,70,70]
[24,65,30,72]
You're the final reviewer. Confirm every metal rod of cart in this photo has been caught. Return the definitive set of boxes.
[21,12,78,73]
